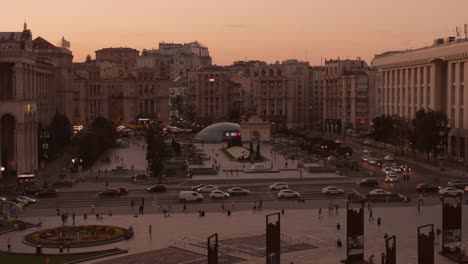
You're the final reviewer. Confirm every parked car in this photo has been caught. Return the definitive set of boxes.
[99,188,121,197]
[179,191,203,201]
[226,187,250,195]
[416,183,440,192]
[369,189,392,195]
[210,190,230,199]
[0,196,6,202]
[196,185,219,193]
[191,184,206,191]
[269,182,289,190]
[118,187,129,194]
[278,189,301,198]
[384,175,398,183]
[322,186,344,194]
[15,196,36,205]
[357,179,379,188]
[439,187,464,196]
[35,189,58,197]
[147,184,167,192]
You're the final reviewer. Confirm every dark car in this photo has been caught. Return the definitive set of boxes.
[416,183,440,192]
[118,187,129,194]
[357,179,379,188]
[98,188,121,197]
[35,189,58,197]
[147,184,168,192]
[191,184,206,191]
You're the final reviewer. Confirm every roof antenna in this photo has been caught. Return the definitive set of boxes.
[23,19,27,31]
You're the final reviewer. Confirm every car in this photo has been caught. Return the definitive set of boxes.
[191,184,206,191]
[16,196,36,205]
[35,189,58,197]
[0,196,6,202]
[335,139,343,144]
[384,155,394,161]
[384,175,398,183]
[382,167,392,174]
[369,189,392,195]
[439,187,464,196]
[368,159,377,165]
[361,156,369,162]
[278,189,301,198]
[357,179,379,188]
[210,190,230,199]
[196,185,219,193]
[391,166,402,173]
[269,182,289,190]
[416,183,440,192]
[363,149,369,154]
[322,186,344,194]
[447,180,468,189]
[98,188,121,197]
[226,187,250,195]
[448,180,463,186]
[147,184,168,192]
[363,139,372,145]
[179,191,203,201]
[118,187,129,194]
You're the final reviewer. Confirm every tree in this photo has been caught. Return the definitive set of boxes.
[48,112,72,155]
[146,125,167,183]
[90,117,116,150]
[170,95,185,120]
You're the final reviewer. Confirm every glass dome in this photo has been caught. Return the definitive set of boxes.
[194,122,240,143]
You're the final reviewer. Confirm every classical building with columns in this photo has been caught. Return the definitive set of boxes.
[0,24,73,177]
[372,38,468,164]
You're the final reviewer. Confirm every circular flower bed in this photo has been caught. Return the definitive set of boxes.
[24,225,131,247]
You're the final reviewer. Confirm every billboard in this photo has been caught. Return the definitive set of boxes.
[343,203,364,263]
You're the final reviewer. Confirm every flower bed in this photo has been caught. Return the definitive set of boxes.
[24,225,130,247]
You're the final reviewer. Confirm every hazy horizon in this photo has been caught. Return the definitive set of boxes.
[3,0,468,65]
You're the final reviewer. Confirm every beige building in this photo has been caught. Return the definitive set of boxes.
[0,24,73,176]
[309,66,325,129]
[95,47,139,69]
[323,59,377,134]
[372,37,468,163]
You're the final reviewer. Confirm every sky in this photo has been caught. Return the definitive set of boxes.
[3,0,468,66]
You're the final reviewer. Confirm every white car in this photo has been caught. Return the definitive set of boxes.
[322,186,344,194]
[369,189,392,195]
[391,166,402,173]
[226,187,250,195]
[209,190,230,199]
[384,175,398,183]
[439,187,464,196]
[269,182,289,190]
[196,185,219,193]
[382,167,392,175]
[361,156,369,162]
[0,196,6,202]
[16,196,36,205]
[363,149,369,154]
[384,155,394,161]
[278,189,301,198]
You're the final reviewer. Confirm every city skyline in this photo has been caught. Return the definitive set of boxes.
[4,0,468,65]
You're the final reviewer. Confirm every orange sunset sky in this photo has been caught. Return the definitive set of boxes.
[3,0,468,65]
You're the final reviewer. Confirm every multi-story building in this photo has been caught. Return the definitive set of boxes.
[309,66,324,129]
[0,24,73,176]
[138,41,212,80]
[95,47,139,69]
[323,59,376,134]
[169,76,188,120]
[135,68,170,124]
[372,37,468,164]
[187,66,242,123]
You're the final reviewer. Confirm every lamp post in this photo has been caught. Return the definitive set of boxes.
[0,166,5,180]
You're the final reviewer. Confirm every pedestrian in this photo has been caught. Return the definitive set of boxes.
[91,204,95,214]
[285,161,288,168]
[72,213,75,226]
[259,200,263,210]
[418,194,424,206]
[334,201,339,215]
[369,209,374,221]
[417,203,421,216]
[299,169,303,178]
[336,222,341,231]
[131,199,135,208]
[436,227,441,244]
[59,243,63,253]
[221,202,225,212]
[66,242,70,253]
[231,200,235,210]
[149,225,152,236]
[84,213,87,220]
[336,238,342,248]
[368,254,374,264]
[384,232,388,241]
[7,238,11,252]
[183,202,187,213]
[56,208,60,216]
[141,197,145,206]
[377,217,381,227]
[252,201,257,211]
[318,208,322,219]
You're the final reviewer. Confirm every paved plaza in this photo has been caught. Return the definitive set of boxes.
[2,204,467,263]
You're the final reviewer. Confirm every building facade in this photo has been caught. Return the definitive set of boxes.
[0,25,73,176]
[372,38,468,164]
[95,47,139,69]
[309,66,324,129]
[323,59,376,134]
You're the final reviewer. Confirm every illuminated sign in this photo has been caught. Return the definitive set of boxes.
[27,104,31,112]
[73,125,83,131]
[225,132,241,137]
[209,78,215,82]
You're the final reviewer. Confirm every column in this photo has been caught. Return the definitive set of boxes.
[32,121,38,172]
[14,63,24,100]
[454,62,461,129]
[15,123,25,174]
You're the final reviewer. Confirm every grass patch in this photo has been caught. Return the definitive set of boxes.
[0,248,125,264]
[337,165,372,177]
[0,220,35,234]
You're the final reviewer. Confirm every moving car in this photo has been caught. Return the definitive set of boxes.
[363,149,369,154]
[391,166,402,173]
[191,184,206,191]
[384,155,394,161]
[357,179,379,188]
[439,187,464,196]
[179,191,203,201]
[15,196,36,205]
[361,156,369,162]
[118,187,129,194]
[384,174,398,183]
[35,189,58,197]
[278,189,301,198]
[0,196,6,202]
[369,189,392,195]
[269,182,289,190]
[147,184,167,192]
[322,186,344,194]
[226,187,250,195]
[210,190,230,199]
[196,185,219,193]
[99,188,121,197]
[416,183,440,192]
[368,159,377,165]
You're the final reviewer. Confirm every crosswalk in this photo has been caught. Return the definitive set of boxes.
[29,190,353,209]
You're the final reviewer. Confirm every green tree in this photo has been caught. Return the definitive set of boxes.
[48,112,72,155]
[91,117,116,150]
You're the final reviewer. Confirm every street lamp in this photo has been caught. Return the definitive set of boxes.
[0,167,5,179]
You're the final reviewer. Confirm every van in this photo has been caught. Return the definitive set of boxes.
[179,191,203,202]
